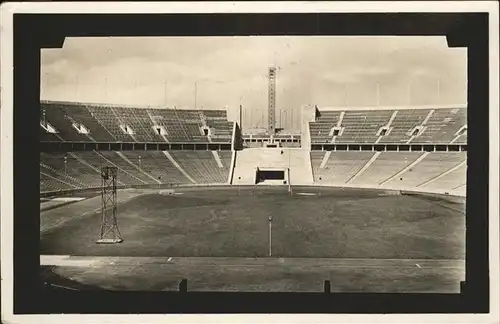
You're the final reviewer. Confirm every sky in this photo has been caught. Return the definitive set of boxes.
[40,36,467,131]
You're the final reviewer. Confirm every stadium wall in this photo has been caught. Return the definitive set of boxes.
[40,181,466,199]
[300,104,316,150]
[227,150,237,184]
[300,183,466,198]
[233,122,243,150]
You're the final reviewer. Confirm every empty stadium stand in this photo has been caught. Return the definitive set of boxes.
[413,108,466,144]
[378,110,430,144]
[312,151,374,184]
[349,152,424,186]
[39,150,234,192]
[40,169,77,192]
[119,151,191,185]
[309,106,467,145]
[40,101,234,144]
[336,110,394,144]
[419,163,466,193]
[41,152,102,188]
[309,111,342,143]
[169,150,232,184]
[41,102,116,142]
[310,151,466,194]
[382,152,466,189]
[39,100,467,197]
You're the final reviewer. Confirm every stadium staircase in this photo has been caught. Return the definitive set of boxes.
[231,148,314,185]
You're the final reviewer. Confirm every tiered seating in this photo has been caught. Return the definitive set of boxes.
[97,151,153,184]
[312,152,374,184]
[413,108,467,143]
[177,110,205,142]
[40,171,75,192]
[68,104,116,141]
[39,149,233,192]
[218,151,233,171]
[420,163,466,192]
[178,110,210,142]
[169,150,230,184]
[40,126,61,142]
[40,102,117,142]
[73,152,131,186]
[40,152,101,188]
[209,120,233,142]
[148,109,189,141]
[204,110,234,142]
[453,134,467,144]
[335,110,393,143]
[310,151,325,179]
[309,151,466,194]
[350,152,423,186]
[378,109,430,143]
[41,102,118,142]
[184,123,207,142]
[86,106,135,142]
[382,152,466,189]
[203,110,226,118]
[147,109,208,142]
[40,157,88,189]
[40,151,139,189]
[309,111,342,143]
[112,107,164,142]
[120,151,190,184]
[40,103,90,142]
[309,107,467,144]
[39,101,234,144]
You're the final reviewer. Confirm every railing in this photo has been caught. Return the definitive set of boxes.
[40,141,233,152]
[310,143,467,152]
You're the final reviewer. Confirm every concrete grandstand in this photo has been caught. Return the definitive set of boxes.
[39,100,467,197]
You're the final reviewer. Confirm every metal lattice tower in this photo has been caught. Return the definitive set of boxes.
[96,166,123,244]
[268,67,277,134]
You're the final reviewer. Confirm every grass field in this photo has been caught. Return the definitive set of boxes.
[40,186,466,292]
[41,187,465,258]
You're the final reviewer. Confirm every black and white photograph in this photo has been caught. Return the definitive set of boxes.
[38,35,468,292]
[1,1,499,323]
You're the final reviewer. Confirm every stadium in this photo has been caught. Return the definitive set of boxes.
[39,96,466,293]
[39,37,466,293]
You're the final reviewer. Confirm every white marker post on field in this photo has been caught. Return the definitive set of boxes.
[268,215,273,257]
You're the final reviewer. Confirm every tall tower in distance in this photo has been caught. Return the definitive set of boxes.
[268,67,277,135]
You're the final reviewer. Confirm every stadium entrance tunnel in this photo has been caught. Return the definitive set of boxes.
[255,168,289,185]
